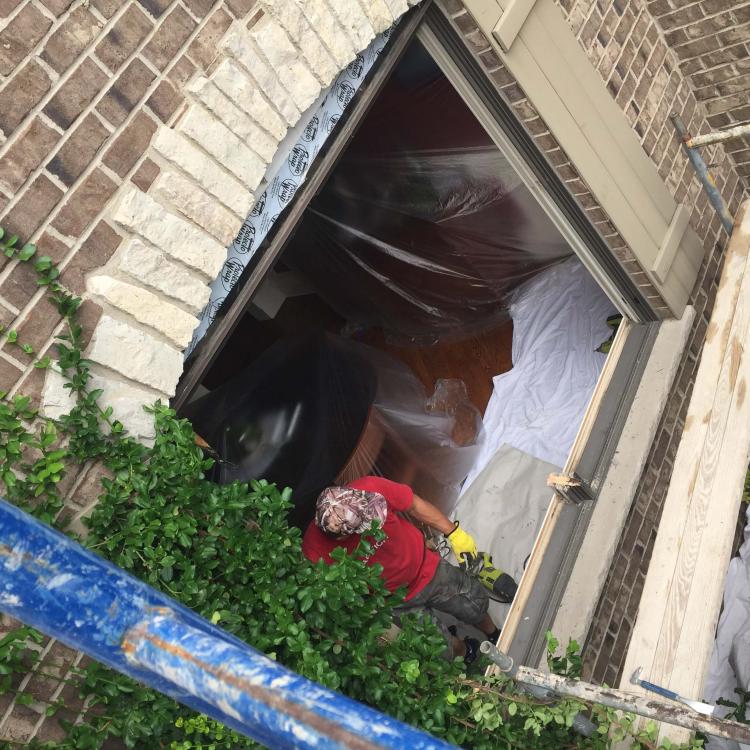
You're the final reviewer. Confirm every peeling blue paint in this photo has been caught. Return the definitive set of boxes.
[0,499,456,750]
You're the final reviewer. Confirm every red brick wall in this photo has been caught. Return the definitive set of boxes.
[647,0,750,185]
[0,0,254,414]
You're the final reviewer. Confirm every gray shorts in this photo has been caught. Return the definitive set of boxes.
[394,559,489,652]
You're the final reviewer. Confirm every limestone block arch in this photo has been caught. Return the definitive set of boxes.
[41,0,419,440]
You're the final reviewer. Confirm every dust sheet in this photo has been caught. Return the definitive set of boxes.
[705,506,750,750]
[464,256,616,487]
[451,444,558,625]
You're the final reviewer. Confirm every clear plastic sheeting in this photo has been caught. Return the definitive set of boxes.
[464,257,616,482]
[184,335,483,528]
[283,40,571,345]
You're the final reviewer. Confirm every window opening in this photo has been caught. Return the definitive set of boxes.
[182,32,634,653]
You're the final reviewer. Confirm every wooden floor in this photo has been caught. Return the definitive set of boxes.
[620,200,750,744]
[361,322,514,415]
[208,293,515,416]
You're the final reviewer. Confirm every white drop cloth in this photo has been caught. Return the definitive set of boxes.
[705,506,750,750]
[453,444,558,625]
[464,257,616,487]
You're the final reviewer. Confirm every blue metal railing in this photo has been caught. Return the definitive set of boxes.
[0,498,456,750]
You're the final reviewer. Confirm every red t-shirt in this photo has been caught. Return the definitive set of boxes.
[302,476,440,600]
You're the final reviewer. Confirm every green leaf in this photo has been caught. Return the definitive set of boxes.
[18,243,36,262]
[6,330,17,344]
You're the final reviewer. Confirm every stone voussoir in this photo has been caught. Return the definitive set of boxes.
[222,25,301,126]
[177,104,267,192]
[116,238,212,315]
[86,315,184,395]
[261,0,339,86]
[151,168,243,247]
[42,367,160,441]
[362,0,399,33]
[293,0,357,70]
[185,76,278,163]
[248,14,322,112]
[326,0,376,52]
[111,186,227,279]
[150,127,254,218]
[87,275,198,349]
[210,58,288,142]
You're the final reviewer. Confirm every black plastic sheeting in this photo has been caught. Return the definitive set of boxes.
[283,40,571,344]
[185,335,482,527]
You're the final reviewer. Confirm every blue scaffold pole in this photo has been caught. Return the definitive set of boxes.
[0,498,457,750]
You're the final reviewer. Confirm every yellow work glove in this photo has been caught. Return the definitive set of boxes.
[446,522,477,564]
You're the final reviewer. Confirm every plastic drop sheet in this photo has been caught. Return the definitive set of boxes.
[705,506,750,750]
[282,42,572,344]
[185,28,395,357]
[184,335,483,529]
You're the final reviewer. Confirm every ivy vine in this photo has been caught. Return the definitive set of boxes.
[0,226,703,750]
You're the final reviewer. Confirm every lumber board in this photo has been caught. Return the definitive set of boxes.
[618,201,750,742]
[495,492,561,656]
[495,322,630,660]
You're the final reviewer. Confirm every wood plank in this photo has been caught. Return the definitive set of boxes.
[621,203,750,674]
[496,492,562,656]
[619,201,750,742]
[495,321,630,659]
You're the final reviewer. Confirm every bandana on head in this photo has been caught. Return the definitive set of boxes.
[315,486,388,536]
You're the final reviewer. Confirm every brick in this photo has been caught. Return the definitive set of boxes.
[2,702,39,743]
[188,7,233,69]
[0,0,22,14]
[0,60,52,138]
[90,0,120,16]
[95,5,153,73]
[1,175,62,241]
[60,221,122,295]
[17,295,63,353]
[226,0,258,16]
[52,169,119,239]
[137,0,171,17]
[167,55,197,88]
[103,112,158,177]
[0,5,53,76]
[143,6,197,70]
[1,259,41,310]
[131,158,160,191]
[41,7,102,74]
[15,365,46,411]
[39,0,73,14]
[0,356,23,394]
[97,58,156,126]
[76,298,103,350]
[184,0,217,16]
[47,114,110,187]
[147,79,183,123]
[44,58,108,130]
[0,119,60,194]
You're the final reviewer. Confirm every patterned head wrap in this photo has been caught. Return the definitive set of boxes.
[314,486,388,536]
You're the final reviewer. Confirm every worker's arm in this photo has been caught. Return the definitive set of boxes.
[408,493,457,535]
[408,495,478,563]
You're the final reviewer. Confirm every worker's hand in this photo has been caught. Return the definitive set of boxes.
[446,522,477,564]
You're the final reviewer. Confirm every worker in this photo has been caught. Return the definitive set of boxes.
[302,476,516,664]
